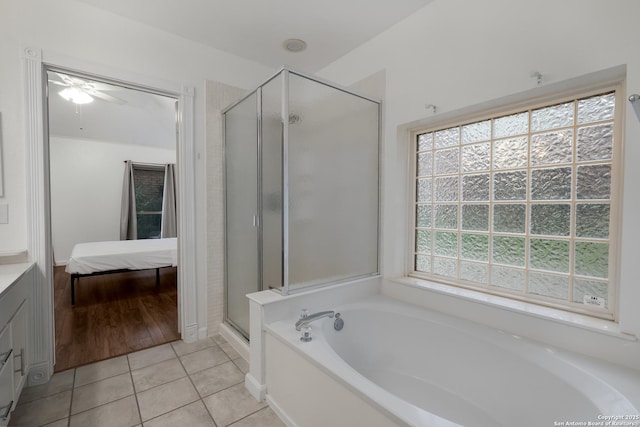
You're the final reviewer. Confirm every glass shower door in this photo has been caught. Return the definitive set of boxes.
[224,93,259,338]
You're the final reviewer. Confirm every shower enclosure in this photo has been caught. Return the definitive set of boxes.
[223,69,380,339]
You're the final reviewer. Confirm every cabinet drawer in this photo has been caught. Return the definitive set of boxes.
[0,326,9,358]
[0,325,13,426]
[0,325,11,379]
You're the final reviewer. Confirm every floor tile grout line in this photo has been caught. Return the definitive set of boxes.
[182,357,234,377]
[227,406,272,427]
[175,340,221,427]
[71,355,130,388]
[66,368,76,427]
[127,354,144,426]
[136,344,217,426]
[16,338,256,427]
[64,394,138,424]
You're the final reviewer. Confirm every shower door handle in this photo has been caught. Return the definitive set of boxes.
[252,215,259,228]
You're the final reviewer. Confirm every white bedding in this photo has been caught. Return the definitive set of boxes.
[65,238,177,275]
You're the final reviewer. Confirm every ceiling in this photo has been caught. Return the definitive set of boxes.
[48,71,177,149]
[76,0,433,72]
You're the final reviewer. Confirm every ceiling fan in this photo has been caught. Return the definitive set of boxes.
[48,72,126,105]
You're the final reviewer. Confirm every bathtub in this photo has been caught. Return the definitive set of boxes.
[264,295,640,427]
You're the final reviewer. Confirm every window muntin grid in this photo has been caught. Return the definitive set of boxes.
[412,91,617,318]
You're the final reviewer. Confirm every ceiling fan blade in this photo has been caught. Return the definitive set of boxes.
[55,72,75,85]
[87,89,127,105]
[90,82,125,92]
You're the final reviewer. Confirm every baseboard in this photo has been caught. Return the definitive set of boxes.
[182,323,199,343]
[198,326,208,340]
[266,394,298,427]
[245,372,267,402]
[219,323,249,361]
[27,361,51,386]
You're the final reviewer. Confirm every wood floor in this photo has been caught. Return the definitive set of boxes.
[53,265,179,372]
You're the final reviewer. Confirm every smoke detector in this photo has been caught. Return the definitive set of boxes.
[283,39,307,53]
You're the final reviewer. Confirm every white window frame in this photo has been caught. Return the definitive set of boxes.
[408,80,625,321]
[132,164,166,239]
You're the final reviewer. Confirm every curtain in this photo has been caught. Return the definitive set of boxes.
[120,160,137,240]
[161,163,177,238]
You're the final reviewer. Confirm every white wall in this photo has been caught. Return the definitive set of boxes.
[318,0,640,339]
[0,1,273,262]
[49,137,175,264]
[0,0,274,348]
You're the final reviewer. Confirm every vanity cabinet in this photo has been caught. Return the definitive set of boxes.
[0,325,13,427]
[0,263,33,427]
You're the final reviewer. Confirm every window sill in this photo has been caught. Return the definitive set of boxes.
[389,276,636,342]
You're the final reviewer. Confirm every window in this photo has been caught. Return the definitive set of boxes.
[133,166,165,239]
[412,88,620,319]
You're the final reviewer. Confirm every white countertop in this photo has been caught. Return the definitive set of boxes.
[0,262,34,299]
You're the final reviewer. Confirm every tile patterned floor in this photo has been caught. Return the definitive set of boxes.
[9,335,285,427]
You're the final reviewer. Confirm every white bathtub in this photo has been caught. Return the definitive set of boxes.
[265,295,640,427]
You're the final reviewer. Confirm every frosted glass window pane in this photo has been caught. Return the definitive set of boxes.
[530,130,573,166]
[417,152,432,177]
[435,127,460,148]
[530,239,570,273]
[434,231,457,257]
[492,236,525,266]
[528,272,569,300]
[433,257,457,278]
[462,120,491,144]
[530,204,571,236]
[494,171,527,200]
[577,93,615,124]
[415,255,431,273]
[577,124,613,162]
[461,234,488,261]
[416,204,432,228]
[434,205,458,229]
[531,102,574,132]
[531,167,571,200]
[573,279,608,308]
[416,230,431,254]
[417,178,432,202]
[435,148,459,175]
[461,204,489,231]
[462,174,490,201]
[576,164,611,200]
[462,143,490,172]
[493,204,526,233]
[494,112,528,138]
[435,177,458,201]
[492,266,525,292]
[493,136,528,169]
[575,242,608,278]
[418,132,433,151]
[460,261,488,284]
[575,204,609,239]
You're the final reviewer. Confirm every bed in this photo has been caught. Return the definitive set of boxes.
[65,238,177,305]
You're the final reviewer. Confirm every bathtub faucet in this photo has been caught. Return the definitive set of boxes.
[295,310,334,331]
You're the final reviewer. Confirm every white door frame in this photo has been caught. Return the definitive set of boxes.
[22,46,200,385]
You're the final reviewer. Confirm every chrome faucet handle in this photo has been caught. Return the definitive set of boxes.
[299,309,309,319]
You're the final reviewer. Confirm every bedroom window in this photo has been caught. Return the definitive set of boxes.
[133,166,165,239]
[411,87,621,319]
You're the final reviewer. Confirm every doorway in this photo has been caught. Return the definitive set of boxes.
[46,68,180,371]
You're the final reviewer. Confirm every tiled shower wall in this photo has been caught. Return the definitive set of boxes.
[205,81,247,336]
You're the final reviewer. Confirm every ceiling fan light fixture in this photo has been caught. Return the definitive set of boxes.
[59,87,94,104]
[283,38,307,53]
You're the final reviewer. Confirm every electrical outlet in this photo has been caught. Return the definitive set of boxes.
[0,204,8,224]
